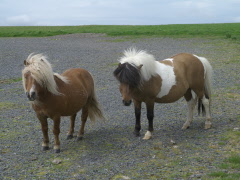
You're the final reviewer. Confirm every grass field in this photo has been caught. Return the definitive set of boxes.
[0,23,240,39]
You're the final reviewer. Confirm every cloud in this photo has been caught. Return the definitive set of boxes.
[170,1,214,16]
[6,15,34,26]
[0,0,239,26]
[233,16,240,22]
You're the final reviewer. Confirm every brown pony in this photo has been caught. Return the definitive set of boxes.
[22,53,104,153]
[113,48,213,140]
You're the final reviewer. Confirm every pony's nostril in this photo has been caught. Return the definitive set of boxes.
[31,92,36,98]
[26,91,36,101]
[123,100,132,106]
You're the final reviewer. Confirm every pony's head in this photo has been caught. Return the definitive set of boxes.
[22,53,61,101]
[113,63,142,106]
[113,48,157,106]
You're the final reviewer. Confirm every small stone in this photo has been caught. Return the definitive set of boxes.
[122,176,131,180]
[170,139,176,145]
[31,157,38,161]
[190,174,202,178]
[52,158,62,164]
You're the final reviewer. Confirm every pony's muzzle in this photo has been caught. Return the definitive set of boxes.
[122,100,132,106]
[26,92,36,101]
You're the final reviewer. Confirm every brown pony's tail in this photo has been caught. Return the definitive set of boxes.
[87,89,105,122]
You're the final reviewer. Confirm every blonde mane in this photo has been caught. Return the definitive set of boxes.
[119,48,158,81]
[22,53,68,95]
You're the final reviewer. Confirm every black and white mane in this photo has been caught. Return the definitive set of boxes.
[113,48,158,88]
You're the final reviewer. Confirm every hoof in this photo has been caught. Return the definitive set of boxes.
[67,135,73,140]
[143,131,152,140]
[55,149,60,153]
[182,123,190,130]
[42,146,49,151]
[204,123,212,129]
[182,126,190,130]
[77,136,83,141]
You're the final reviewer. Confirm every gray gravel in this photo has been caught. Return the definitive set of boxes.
[0,34,239,179]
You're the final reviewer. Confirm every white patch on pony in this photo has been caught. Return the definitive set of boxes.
[30,84,36,95]
[163,58,174,63]
[156,61,176,98]
[191,90,197,100]
[143,130,152,140]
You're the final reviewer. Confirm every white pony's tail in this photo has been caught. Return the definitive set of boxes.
[200,56,213,100]
[194,55,213,115]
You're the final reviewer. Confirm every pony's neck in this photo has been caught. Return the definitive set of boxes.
[53,75,65,92]
[37,75,65,102]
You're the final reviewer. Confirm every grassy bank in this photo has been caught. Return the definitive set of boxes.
[0,23,240,39]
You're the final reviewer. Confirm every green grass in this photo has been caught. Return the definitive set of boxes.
[0,77,22,84]
[0,102,17,110]
[0,23,240,39]
[208,115,240,179]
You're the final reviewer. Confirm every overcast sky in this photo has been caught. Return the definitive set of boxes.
[0,0,239,26]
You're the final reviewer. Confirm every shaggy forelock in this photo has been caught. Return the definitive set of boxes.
[113,63,141,88]
[22,53,68,95]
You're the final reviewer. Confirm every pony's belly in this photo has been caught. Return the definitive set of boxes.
[42,98,87,117]
[59,102,86,116]
[155,90,184,103]
[155,96,181,103]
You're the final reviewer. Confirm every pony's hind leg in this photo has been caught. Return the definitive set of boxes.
[182,90,197,129]
[67,114,77,139]
[202,95,212,129]
[77,107,88,141]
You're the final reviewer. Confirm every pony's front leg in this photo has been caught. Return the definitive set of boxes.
[53,117,61,153]
[67,114,77,139]
[143,101,154,140]
[77,107,88,141]
[133,100,142,136]
[37,114,50,151]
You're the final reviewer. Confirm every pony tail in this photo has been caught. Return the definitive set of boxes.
[87,89,105,122]
[198,99,206,116]
[195,55,213,116]
[194,55,213,102]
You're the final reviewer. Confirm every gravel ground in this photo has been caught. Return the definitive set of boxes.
[0,34,239,179]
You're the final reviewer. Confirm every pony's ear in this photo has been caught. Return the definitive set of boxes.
[118,63,121,67]
[138,64,143,70]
